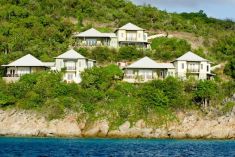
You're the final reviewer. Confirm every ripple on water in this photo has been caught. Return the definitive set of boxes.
[0,138,234,157]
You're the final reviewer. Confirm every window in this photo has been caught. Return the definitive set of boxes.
[143,34,146,41]
[67,74,73,80]
[182,63,184,69]
[79,61,82,67]
[126,33,137,41]
[127,70,133,75]
[66,61,76,70]
[201,64,203,70]
[207,65,209,72]
[160,71,164,77]
[86,39,97,46]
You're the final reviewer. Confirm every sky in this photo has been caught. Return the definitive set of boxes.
[131,0,235,20]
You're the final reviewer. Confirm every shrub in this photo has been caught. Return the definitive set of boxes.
[118,46,143,61]
[194,80,218,107]
[139,85,169,112]
[151,37,191,61]
[81,64,123,91]
[224,58,235,79]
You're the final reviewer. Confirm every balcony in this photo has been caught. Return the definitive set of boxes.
[66,66,76,71]
[126,37,137,41]
[3,75,20,83]
[187,69,200,73]
[124,74,154,80]
[5,74,20,77]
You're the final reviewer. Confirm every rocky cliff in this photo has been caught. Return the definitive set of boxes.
[0,108,235,139]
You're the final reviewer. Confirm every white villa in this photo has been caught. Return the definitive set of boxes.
[74,28,118,47]
[115,23,149,48]
[172,51,214,80]
[54,49,95,83]
[123,56,175,83]
[2,49,96,83]
[123,51,214,83]
[1,54,54,83]
[74,23,149,48]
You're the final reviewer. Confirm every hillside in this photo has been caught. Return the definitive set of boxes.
[0,0,235,65]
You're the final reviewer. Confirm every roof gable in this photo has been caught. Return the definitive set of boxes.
[75,28,117,38]
[118,23,144,31]
[56,49,85,59]
[3,54,45,67]
[77,28,102,37]
[127,57,174,69]
[175,51,208,62]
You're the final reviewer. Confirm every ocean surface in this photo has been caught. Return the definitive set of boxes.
[0,137,234,157]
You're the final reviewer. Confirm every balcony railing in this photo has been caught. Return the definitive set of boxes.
[126,37,137,41]
[124,74,154,80]
[66,66,76,71]
[187,69,200,73]
[5,74,20,77]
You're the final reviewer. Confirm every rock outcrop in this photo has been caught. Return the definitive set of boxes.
[0,109,235,139]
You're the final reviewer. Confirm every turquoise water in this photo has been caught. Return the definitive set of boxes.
[0,137,234,157]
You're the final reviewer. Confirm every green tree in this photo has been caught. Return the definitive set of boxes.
[139,85,169,112]
[118,46,143,61]
[194,80,218,108]
[224,58,235,79]
[151,37,191,61]
[81,64,123,91]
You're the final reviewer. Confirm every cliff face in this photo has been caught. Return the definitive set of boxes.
[0,108,235,139]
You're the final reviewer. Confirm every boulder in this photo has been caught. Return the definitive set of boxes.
[119,121,130,132]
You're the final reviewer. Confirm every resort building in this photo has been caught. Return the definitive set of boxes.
[173,51,214,80]
[123,56,175,83]
[54,49,96,83]
[74,28,118,47]
[123,51,214,83]
[1,54,53,83]
[1,49,96,84]
[73,23,149,48]
[115,23,149,48]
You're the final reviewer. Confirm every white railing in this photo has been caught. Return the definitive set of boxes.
[187,69,200,73]
[66,66,76,70]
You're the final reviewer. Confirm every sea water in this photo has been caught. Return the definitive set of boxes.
[0,137,234,157]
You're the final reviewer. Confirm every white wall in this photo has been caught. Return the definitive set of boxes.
[110,38,118,47]
[174,61,187,80]
[117,30,126,41]
[55,58,95,83]
[174,60,211,80]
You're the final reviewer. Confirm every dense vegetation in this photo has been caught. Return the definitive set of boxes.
[0,1,235,67]
[150,37,191,61]
[0,66,234,127]
[0,0,234,125]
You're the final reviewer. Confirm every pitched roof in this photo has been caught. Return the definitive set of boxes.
[55,49,85,59]
[2,54,45,67]
[175,51,208,62]
[126,57,175,69]
[118,23,144,31]
[74,28,117,38]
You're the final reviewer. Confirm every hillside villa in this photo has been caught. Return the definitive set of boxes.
[123,51,214,83]
[74,23,149,48]
[2,50,213,84]
[54,49,95,83]
[123,57,175,83]
[1,54,54,83]
[74,28,118,47]
[172,51,214,80]
[2,49,96,83]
